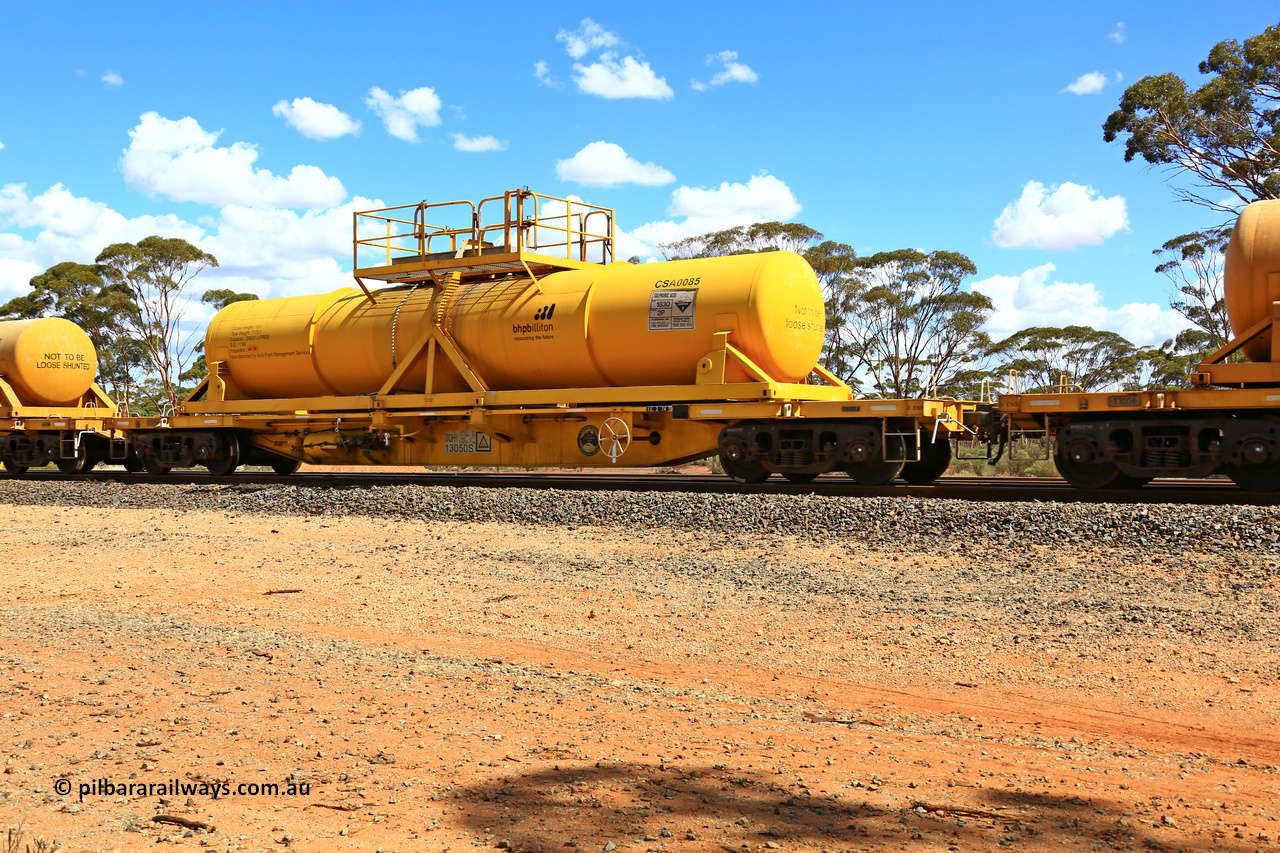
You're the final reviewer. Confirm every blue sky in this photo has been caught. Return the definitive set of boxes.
[1,3,1275,346]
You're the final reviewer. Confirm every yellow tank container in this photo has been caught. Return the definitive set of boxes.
[0,318,99,406]
[1225,199,1280,362]
[204,251,826,398]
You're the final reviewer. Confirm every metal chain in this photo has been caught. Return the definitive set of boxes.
[390,283,422,368]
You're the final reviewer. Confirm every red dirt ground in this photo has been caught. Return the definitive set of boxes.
[0,504,1276,853]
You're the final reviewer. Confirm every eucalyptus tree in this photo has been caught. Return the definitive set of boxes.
[841,249,992,398]
[0,261,146,398]
[96,237,218,412]
[990,326,1144,393]
[1102,21,1280,211]
[1154,226,1234,360]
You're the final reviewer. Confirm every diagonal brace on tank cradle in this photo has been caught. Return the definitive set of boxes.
[1193,300,1280,386]
[375,275,489,398]
[694,330,851,391]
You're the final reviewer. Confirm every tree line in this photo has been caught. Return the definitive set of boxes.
[657,221,1231,398]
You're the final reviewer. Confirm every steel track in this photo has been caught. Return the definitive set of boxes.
[3,469,1276,506]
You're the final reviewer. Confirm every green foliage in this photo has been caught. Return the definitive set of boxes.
[1135,341,1198,389]
[1153,226,1235,364]
[96,236,218,411]
[946,445,1059,478]
[803,240,862,386]
[1102,21,1280,210]
[840,249,992,398]
[200,288,259,310]
[0,261,145,397]
[657,223,993,397]
[658,221,823,259]
[990,326,1145,393]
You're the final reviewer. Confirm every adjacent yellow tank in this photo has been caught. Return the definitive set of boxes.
[204,252,826,398]
[0,318,99,407]
[1225,199,1280,362]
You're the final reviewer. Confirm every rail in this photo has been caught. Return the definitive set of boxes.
[8,469,1272,505]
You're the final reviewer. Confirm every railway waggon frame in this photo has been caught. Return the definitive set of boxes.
[19,190,978,485]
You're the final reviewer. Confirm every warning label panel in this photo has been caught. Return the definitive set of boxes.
[443,430,493,454]
[648,289,697,331]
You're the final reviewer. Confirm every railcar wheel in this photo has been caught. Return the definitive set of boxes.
[3,460,28,475]
[721,455,770,484]
[783,471,818,483]
[1226,461,1280,492]
[55,445,93,475]
[141,455,171,475]
[845,436,906,486]
[1053,448,1127,489]
[122,454,144,473]
[206,435,240,476]
[271,457,302,475]
[899,434,952,485]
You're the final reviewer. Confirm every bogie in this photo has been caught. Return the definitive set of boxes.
[718,419,919,486]
[1048,416,1280,488]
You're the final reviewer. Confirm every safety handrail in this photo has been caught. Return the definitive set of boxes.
[355,190,614,271]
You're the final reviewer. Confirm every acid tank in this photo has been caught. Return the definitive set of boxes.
[0,318,99,407]
[1225,199,1280,362]
[203,252,827,399]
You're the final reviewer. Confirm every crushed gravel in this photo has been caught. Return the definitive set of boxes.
[0,479,1277,554]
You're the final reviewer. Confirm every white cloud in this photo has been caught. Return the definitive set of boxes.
[363,86,442,142]
[200,196,383,296]
[1108,22,1126,44]
[272,97,361,140]
[991,181,1128,250]
[450,133,508,153]
[0,257,42,296]
[556,19,621,59]
[555,141,674,186]
[704,50,758,87]
[533,61,559,87]
[0,182,204,298]
[613,229,657,262]
[0,141,5,150]
[626,173,802,255]
[0,178,390,302]
[573,54,673,100]
[1062,71,1121,95]
[972,263,1190,347]
[670,173,799,219]
[102,70,123,87]
[121,112,347,209]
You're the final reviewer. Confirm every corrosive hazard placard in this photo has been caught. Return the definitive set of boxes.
[648,289,697,331]
[444,430,493,453]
